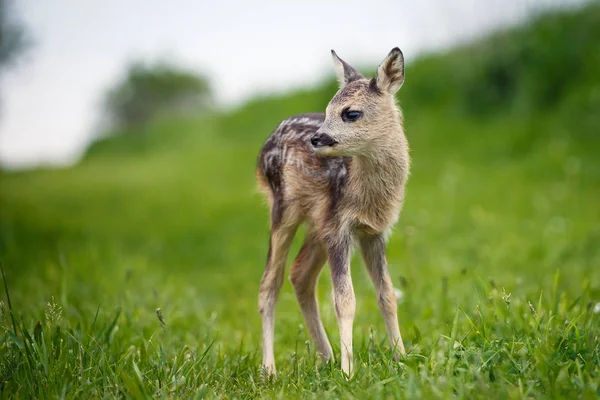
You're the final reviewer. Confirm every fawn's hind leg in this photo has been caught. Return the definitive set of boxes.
[289,233,333,361]
[258,205,299,375]
[359,233,405,358]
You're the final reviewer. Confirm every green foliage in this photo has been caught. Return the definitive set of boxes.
[1,3,600,398]
[0,0,31,73]
[404,3,600,118]
[103,61,212,131]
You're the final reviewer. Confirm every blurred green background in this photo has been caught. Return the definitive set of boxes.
[0,3,599,398]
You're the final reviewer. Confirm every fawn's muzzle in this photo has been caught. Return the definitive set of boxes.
[310,133,337,148]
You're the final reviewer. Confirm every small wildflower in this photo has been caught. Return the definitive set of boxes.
[367,326,376,353]
[45,296,62,326]
[593,302,600,314]
[502,288,511,308]
[528,301,538,319]
[185,350,194,362]
[394,287,404,303]
[156,308,166,330]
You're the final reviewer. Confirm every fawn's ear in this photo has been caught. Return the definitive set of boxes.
[331,50,363,88]
[373,47,405,94]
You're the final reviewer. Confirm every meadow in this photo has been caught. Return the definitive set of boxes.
[0,4,599,398]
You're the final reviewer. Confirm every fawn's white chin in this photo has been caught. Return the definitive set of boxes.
[313,145,338,156]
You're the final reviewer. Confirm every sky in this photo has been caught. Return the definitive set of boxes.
[0,0,582,169]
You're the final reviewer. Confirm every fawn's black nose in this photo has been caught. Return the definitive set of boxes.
[310,133,337,148]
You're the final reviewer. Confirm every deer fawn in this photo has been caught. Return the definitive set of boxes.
[256,48,409,376]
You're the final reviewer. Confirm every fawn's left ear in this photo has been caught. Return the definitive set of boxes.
[331,50,363,88]
[373,47,405,94]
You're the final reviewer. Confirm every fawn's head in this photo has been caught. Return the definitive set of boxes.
[311,48,405,157]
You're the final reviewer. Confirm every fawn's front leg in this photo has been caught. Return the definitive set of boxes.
[359,233,405,358]
[327,235,355,376]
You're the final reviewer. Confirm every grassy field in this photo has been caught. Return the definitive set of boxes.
[1,4,600,399]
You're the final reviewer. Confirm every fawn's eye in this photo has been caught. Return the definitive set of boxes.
[341,109,362,122]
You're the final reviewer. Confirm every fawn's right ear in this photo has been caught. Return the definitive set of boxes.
[331,50,363,88]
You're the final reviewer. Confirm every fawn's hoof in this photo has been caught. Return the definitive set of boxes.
[261,363,276,379]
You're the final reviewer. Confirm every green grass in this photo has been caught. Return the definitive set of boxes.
[1,4,600,399]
